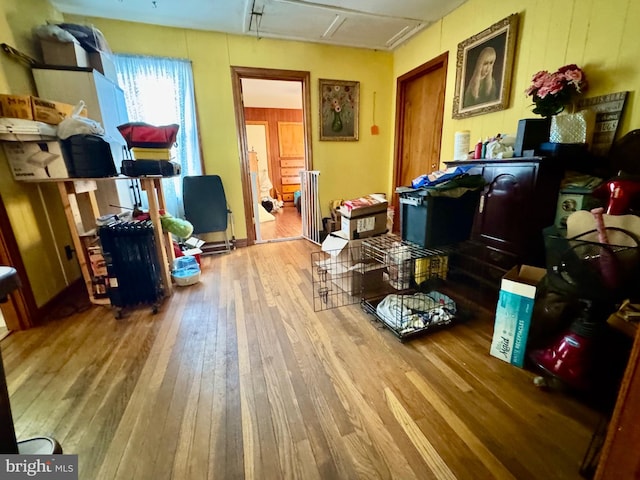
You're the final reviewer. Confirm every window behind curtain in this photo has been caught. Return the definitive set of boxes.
[114,54,202,217]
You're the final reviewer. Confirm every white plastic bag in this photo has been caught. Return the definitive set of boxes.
[57,101,105,139]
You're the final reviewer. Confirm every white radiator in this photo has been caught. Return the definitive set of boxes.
[300,170,322,244]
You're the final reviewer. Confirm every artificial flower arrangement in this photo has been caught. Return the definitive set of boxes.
[322,84,355,132]
[525,64,588,117]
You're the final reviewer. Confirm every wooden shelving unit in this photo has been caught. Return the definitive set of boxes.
[29,176,175,305]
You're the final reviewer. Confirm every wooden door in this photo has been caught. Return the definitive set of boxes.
[394,53,448,197]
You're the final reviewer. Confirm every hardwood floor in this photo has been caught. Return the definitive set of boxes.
[259,206,302,241]
[1,239,601,479]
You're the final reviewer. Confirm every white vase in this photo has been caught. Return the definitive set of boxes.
[550,110,596,144]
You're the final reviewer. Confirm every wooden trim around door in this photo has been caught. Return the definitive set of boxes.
[0,195,38,330]
[392,52,449,191]
[230,66,313,246]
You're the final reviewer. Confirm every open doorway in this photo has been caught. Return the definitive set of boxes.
[231,67,313,246]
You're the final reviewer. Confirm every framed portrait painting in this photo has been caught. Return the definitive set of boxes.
[452,14,519,119]
[319,79,359,141]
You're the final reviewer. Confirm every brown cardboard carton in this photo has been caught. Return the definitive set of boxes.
[341,211,387,240]
[0,94,86,125]
[340,194,388,218]
[0,95,33,120]
[40,39,90,68]
[89,51,118,83]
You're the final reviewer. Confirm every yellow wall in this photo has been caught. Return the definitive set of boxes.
[2,0,639,307]
[394,0,639,167]
[0,0,79,306]
[65,15,395,239]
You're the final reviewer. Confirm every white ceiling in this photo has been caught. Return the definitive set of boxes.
[50,0,467,51]
[242,79,302,109]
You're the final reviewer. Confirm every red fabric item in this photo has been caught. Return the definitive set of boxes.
[173,242,184,258]
[172,241,201,266]
[117,122,179,149]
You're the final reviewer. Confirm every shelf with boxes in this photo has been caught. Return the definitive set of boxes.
[20,176,175,309]
[312,233,458,341]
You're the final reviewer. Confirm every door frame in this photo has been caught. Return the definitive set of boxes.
[392,52,448,192]
[230,67,313,246]
[0,196,37,330]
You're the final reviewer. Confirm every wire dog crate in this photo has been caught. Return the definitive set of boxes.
[360,235,456,340]
[312,234,458,341]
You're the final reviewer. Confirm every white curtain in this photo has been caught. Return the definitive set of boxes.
[114,54,202,217]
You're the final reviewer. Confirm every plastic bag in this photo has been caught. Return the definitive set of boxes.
[117,122,179,149]
[57,101,105,140]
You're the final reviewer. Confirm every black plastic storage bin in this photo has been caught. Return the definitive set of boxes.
[61,134,117,178]
[399,189,480,248]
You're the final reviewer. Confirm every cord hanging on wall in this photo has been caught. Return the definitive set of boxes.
[371,91,379,135]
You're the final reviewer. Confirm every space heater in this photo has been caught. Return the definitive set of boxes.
[98,220,164,313]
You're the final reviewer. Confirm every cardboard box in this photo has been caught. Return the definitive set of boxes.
[490,265,546,367]
[2,141,71,180]
[321,231,363,265]
[319,233,384,296]
[0,94,86,125]
[40,39,90,68]
[341,211,387,240]
[330,260,385,296]
[340,194,388,218]
[88,246,108,277]
[89,51,118,83]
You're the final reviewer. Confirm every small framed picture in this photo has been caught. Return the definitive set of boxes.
[319,79,359,141]
[452,14,519,119]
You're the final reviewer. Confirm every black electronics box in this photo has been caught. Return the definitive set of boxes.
[121,159,181,177]
[539,142,588,158]
[61,134,117,178]
[514,118,551,157]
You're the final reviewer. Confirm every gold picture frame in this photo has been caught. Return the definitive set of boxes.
[319,79,359,141]
[452,14,519,119]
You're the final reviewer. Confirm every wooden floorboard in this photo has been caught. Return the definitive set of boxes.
[1,239,603,479]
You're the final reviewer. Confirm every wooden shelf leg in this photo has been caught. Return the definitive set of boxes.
[57,182,98,304]
[140,178,173,297]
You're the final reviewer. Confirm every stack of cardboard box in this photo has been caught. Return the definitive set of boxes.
[339,194,388,240]
[0,94,87,180]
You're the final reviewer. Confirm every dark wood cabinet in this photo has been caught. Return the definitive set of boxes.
[445,158,565,289]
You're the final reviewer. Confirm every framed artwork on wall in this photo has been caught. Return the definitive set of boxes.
[452,14,519,119]
[319,79,359,141]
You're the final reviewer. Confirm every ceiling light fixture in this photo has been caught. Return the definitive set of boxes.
[321,14,346,39]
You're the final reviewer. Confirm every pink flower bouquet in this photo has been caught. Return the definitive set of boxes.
[525,64,587,117]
